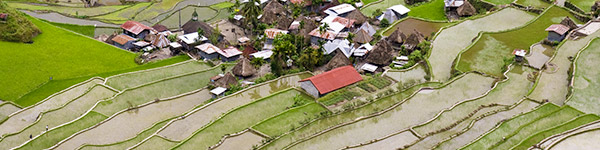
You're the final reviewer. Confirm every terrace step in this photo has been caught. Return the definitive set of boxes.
[489,106,583,150]
[511,114,600,150]
[461,103,561,149]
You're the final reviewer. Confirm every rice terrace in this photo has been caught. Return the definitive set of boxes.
[3,0,600,148]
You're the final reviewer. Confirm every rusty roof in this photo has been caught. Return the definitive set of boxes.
[299,65,362,94]
[112,34,136,45]
[309,28,336,40]
[121,21,154,35]
[545,24,570,35]
[332,17,355,28]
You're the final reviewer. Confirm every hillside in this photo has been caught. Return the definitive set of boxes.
[0,0,41,42]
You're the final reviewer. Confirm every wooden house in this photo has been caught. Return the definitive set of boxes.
[195,43,220,60]
[111,34,136,50]
[121,21,154,39]
[545,24,570,42]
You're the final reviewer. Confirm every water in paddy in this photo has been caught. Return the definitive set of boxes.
[384,18,449,37]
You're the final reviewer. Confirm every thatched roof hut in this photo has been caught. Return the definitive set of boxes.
[182,19,217,37]
[232,57,257,77]
[387,29,406,44]
[353,29,372,44]
[214,72,238,88]
[403,30,425,50]
[325,50,352,70]
[297,17,318,43]
[457,0,476,17]
[260,0,286,24]
[152,34,170,48]
[276,16,294,30]
[365,40,394,66]
[560,17,578,30]
[345,10,368,25]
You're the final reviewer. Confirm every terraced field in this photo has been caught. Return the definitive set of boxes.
[567,38,600,114]
[456,6,582,77]
[428,8,535,81]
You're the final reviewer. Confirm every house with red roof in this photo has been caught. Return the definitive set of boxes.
[121,21,155,39]
[545,24,570,42]
[299,65,362,97]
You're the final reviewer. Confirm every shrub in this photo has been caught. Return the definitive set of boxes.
[318,88,360,106]
[380,18,390,28]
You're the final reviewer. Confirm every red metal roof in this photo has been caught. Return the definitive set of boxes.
[309,28,336,40]
[545,24,569,35]
[121,21,154,35]
[300,65,362,94]
[332,16,355,28]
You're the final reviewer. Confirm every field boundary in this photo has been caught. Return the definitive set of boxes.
[170,88,304,148]
[564,38,599,103]
[128,72,313,148]
[207,128,268,150]
[536,120,600,148]
[0,84,116,142]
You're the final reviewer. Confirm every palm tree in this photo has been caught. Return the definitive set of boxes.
[241,0,261,29]
[318,23,329,34]
[346,32,355,43]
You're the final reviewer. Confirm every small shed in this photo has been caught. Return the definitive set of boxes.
[545,24,570,42]
[112,34,136,50]
[361,63,378,72]
[299,66,362,97]
[232,57,257,77]
[121,21,154,39]
[195,43,220,60]
[210,87,227,98]
[218,47,243,62]
[250,50,274,60]
[214,72,238,88]
[513,49,526,62]
[378,5,410,22]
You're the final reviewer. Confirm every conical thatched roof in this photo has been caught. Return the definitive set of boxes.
[365,40,394,66]
[345,10,368,25]
[560,17,578,29]
[152,34,170,48]
[232,57,257,77]
[387,29,406,44]
[325,50,352,70]
[260,0,285,24]
[214,72,238,88]
[276,16,294,30]
[457,0,476,17]
[298,17,318,43]
[353,29,372,44]
[404,30,425,50]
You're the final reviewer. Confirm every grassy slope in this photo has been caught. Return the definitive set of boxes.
[569,0,595,12]
[515,0,552,8]
[512,114,600,150]
[0,1,40,42]
[486,0,514,5]
[252,102,329,137]
[457,6,580,77]
[0,15,140,103]
[44,21,96,37]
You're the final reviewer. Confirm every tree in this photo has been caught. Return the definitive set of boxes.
[197,28,204,37]
[297,47,323,70]
[380,19,390,28]
[221,65,227,73]
[372,9,383,17]
[241,0,261,29]
[318,23,329,34]
[167,34,178,42]
[346,32,355,43]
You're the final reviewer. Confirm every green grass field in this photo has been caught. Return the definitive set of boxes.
[44,21,96,37]
[173,89,312,149]
[456,6,581,77]
[252,102,328,137]
[6,2,130,17]
[485,0,515,5]
[515,0,552,8]
[92,2,152,23]
[0,16,138,103]
[408,0,447,21]
[569,0,596,12]
[210,1,234,9]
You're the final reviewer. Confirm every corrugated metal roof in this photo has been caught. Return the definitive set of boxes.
[264,28,289,39]
[300,65,362,94]
[112,34,136,45]
[545,24,570,35]
[309,28,336,40]
[196,43,220,54]
[218,46,243,58]
[121,21,153,35]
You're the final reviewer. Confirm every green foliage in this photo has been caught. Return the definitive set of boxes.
[197,28,205,36]
[254,73,277,84]
[372,9,383,17]
[241,0,261,29]
[318,88,360,106]
[297,47,324,70]
[0,1,41,42]
[291,94,311,108]
[224,83,244,95]
[380,18,390,28]
[167,34,177,42]
[358,82,376,92]
[251,57,266,67]
[407,0,447,21]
